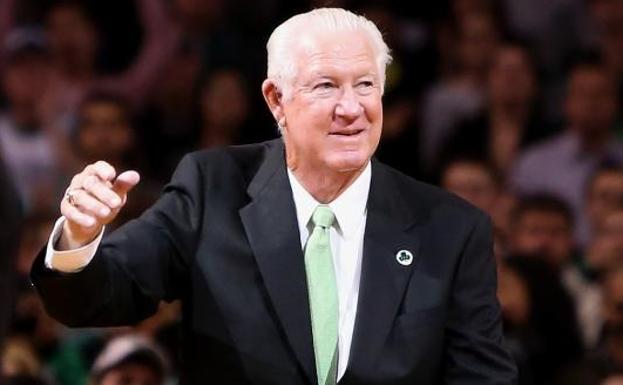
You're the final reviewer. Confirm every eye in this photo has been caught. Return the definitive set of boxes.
[357,80,374,89]
[314,81,335,90]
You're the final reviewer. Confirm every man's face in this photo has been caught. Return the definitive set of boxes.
[510,211,574,268]
[278,29,383,173]
[441,162,498,214]
[2,53,50,112]
[78,101,133,163]
[47,5,97,70]
[488,46,536,107]
[587,171,623,229]
[590,210,623,269]
[201,70,249,131]
[457,12,499,73]
[565,68,617,135]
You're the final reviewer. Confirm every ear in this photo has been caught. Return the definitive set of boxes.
[262,79,286,128]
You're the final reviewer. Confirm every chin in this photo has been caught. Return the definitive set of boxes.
[325,151,371,173]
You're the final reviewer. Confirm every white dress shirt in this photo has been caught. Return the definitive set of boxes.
[45,161,371,381]
[287,163,370,380]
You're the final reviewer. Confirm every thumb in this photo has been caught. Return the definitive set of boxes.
[112,170,141,198]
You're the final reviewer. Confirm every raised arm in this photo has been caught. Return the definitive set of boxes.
[31,155,201,327]
[98,0,180,108]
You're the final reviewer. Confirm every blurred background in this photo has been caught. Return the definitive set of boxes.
[1,0,623,384]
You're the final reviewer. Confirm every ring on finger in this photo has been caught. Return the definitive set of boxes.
[64,188,81,206]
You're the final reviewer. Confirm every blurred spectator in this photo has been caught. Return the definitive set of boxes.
[511,58,623,243]
[586,208,623,275]
[584,164,623,247]
[74,92,137,170]
[501,0,589,74]
[0,27,65,214]
[501,0,590,124]
[434,0,501,78]
[555,264,623,385]
[420,9,501,173]
[441,157,500,213]
[508,194,602,348]
[587,0,623,109]
[90,335,168,385]
[39,0,179,126]
[503,255,584,385]
[143,0,260,178]
[198,69,250,149]
[438,42,547,176]
[440,158,517,258]
[73,91,160,227]
[497,262,535,385]
[509,194,576,269]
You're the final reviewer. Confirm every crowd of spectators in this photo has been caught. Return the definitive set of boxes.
[1,0,623,384]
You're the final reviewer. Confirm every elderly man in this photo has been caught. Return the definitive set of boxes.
[31,8,516,385]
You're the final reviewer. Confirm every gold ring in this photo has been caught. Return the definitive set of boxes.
[64,188,80,206]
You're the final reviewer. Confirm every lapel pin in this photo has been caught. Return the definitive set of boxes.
[396,250,413,266]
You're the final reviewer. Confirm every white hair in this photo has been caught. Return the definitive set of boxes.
[266,8,392,101]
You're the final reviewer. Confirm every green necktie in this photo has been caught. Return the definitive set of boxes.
[305,205,339,385]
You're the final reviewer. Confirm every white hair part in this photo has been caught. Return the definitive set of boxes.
[266,8,392,101]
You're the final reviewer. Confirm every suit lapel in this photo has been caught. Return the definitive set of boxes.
[239,140,316,384]
[344,161,422,378]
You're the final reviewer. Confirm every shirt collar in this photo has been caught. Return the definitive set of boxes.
[287,162,371,238]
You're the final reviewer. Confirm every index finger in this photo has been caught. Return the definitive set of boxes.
[86,161,117,182]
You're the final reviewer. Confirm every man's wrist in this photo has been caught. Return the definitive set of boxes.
[57,220,103,251]
[45,217,105,272]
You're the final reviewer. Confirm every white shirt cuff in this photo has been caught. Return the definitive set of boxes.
[44,216,105,273]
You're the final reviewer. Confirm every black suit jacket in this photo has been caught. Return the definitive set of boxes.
[32,139,516,384]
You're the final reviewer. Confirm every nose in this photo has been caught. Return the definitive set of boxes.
[335,86,363,120]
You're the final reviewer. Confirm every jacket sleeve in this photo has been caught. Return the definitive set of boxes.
[443,212,518,385]
[30,153,203,327]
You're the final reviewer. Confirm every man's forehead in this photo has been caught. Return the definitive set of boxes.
[293,30,377,73]
[297,29,371,54]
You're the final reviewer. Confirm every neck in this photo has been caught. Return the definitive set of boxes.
[288,159,366,204]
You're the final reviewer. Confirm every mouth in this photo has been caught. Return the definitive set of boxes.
[329,128,365,137]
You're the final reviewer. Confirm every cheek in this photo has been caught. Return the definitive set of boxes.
[367,101,383,141]
[289,101,333,135]
[364,96,383,122]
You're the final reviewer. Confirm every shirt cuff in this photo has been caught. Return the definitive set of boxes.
[44,216,105,273]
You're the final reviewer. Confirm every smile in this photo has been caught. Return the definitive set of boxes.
[329,128,365,136]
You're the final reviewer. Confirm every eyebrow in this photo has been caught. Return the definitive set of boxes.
[307,71,379,80]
